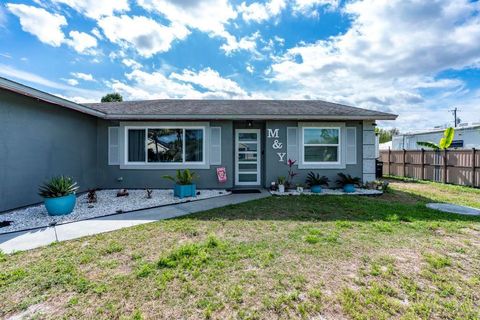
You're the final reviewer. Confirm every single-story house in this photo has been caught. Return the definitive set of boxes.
[0,77,397,212]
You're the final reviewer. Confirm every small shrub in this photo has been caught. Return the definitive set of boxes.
[424,253,452,269]
[136,263,155,278]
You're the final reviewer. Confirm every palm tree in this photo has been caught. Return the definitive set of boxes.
[416,127,455,183]
[416,127,455,150]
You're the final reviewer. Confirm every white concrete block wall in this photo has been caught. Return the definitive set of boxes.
[362,121,376,183]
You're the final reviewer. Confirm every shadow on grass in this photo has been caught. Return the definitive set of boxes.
[186,190,480,223]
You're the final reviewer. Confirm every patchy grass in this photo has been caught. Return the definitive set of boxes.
[1,181,480,319]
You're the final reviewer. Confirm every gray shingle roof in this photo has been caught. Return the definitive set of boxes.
[85,99,397,120]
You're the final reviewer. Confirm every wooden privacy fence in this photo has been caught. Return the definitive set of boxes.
[379,149,479,188]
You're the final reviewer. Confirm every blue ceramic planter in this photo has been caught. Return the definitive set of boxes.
[174,184,196,199]
[44,194,76,216]
[343,184,356,193]
[310,185,322,193]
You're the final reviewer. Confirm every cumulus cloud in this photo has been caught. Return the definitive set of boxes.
[137,0,257,55]
[6,4,66,46]
[137,0,236,34]
[269,0,480,129]
[238,0,286,23]
[293,0,339,15]
[171,68,247,96]
[66,31,98,54]
[121,59,142,70]
[50,0,129,19]
[220,31,260,55]
[108,67,257,100]
[97,15,189,57]
[71,72,95,81]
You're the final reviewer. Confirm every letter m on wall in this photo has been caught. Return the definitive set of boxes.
[267,129,279,138]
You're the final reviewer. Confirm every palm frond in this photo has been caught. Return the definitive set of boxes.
[416,141,440,150]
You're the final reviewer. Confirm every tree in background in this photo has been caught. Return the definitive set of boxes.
[375,128,399,143]
[101,93,123,103]
[416,127,455,150]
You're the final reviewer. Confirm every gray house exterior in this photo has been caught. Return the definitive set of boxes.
[0,77,396,212]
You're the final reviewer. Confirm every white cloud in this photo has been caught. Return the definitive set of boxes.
[293,0,339,15]
[171,68,247,96]
[246,64,255,74]
[0,63,103,100]
[6,4,66,46]
[71,72,95,81]
[66,31,98,54]
[137,0,247,55]
[65,78,78,86]
[50,0,129,19]
[269,0,480,130]
[91,27,103,39]
[121,58,142,70]
[221,31,260,55]
[137,0,236,34]
[238,0,286,23]
[108,67,257,100]
[97,15,189,57]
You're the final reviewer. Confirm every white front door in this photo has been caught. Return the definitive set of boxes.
[235,129,261,186]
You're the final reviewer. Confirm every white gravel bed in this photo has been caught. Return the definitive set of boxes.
[270,188,383,196]
[0,189,230,234]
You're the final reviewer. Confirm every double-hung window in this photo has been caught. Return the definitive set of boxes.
[126,127,205,165]
[302,127,340,164]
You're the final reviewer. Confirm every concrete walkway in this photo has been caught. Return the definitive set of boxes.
[0,191,270,253]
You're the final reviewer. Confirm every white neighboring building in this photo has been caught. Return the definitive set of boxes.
[392,123,480,150]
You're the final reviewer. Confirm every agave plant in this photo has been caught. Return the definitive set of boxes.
[416,127,455,150]
[305,172,330,187]
[336,173,361,187]
[38,176,79,198]
[163,169,198,185]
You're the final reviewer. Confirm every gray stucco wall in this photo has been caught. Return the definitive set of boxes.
[95,120,235,190]
[0,89,98,212]
[264,120,363,188]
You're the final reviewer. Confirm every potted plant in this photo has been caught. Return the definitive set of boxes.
[305,172,329,193]
[336,173,361,193]
[38,176,79,216]
[277,176,286,193]
[296,183,305,193]
[163,169,198,199]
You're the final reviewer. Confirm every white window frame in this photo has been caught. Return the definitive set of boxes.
[301,127,341,165]
[124,125,207,167]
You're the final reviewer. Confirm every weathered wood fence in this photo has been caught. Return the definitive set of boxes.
[379,149,479,188]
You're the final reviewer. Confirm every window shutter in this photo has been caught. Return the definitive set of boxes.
[346,127,357,164]
[287,127,298,162]
[108,127,120,165]
[210,127,221,165]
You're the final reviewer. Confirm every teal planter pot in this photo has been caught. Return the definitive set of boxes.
[343,184,356,193]
[44,194,76,216]
[174,184,196,199]
[310,185,322,193]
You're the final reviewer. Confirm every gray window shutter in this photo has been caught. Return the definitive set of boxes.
[210,127,221,165]
[108,127,120,165]
[346,127,357,164]
[287,127,298,162]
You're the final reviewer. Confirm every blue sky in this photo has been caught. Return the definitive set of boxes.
[1,0,480,131]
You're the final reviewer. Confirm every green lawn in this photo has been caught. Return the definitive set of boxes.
[1,180,480,319]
